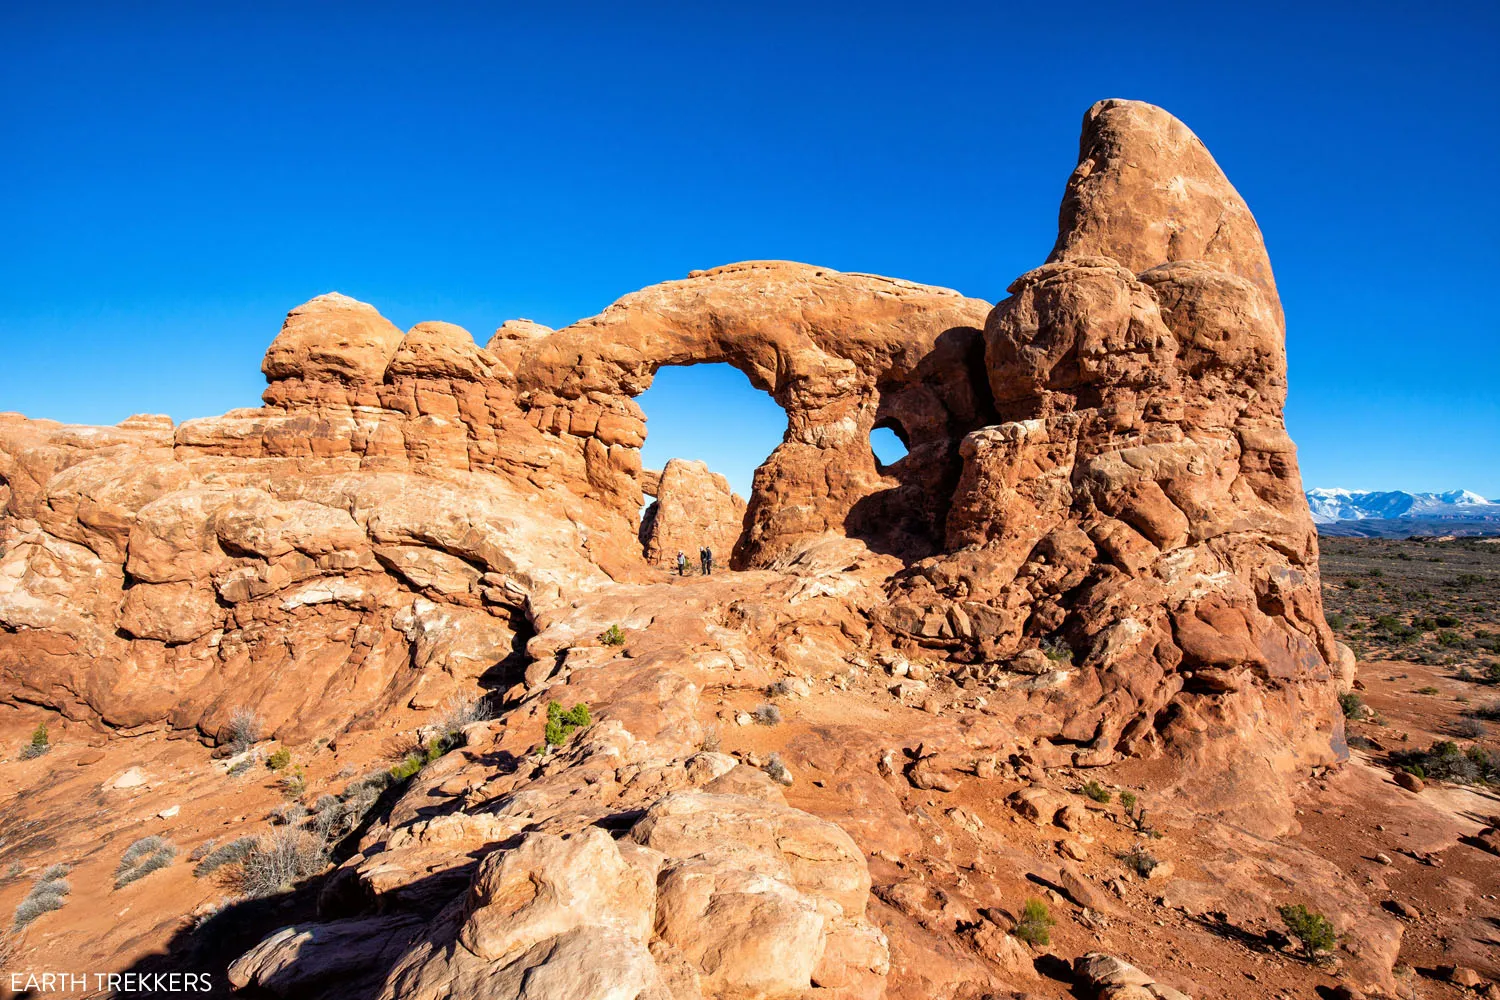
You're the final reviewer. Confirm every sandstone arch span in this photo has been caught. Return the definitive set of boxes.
[513,261,993,565]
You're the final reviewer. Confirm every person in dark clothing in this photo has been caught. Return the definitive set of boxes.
[699,546,710,575]
[676,551,687,576]
[704,546,714,575]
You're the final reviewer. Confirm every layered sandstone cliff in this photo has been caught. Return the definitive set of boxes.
[0,100,1361,998]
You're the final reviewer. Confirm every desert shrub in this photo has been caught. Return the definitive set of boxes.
[1326,612,1346,631]
[1416,686,1440,695]
[193,836,256,877]
[1435,614,1462,628]
[188,839,217,862]
[115,836,177,888]
[1485,662,1500,684]
[1344,578,1362,589]
[12,866,70,930]
[19,722,50,760]
[437,694,494,734]
[767,679,794,699]
[763,752,794,786]
[280,765,306,798]
[1470,701,1500,721]
[270,801,308,826]
[1391,740,1498,784]
[700,724,722,753]
[598,624,626,646]
[1278,903,1336,958]
[1367,568,1383,578]
[1456,717,1487,739]
[266,748,292,771]
[1449,573,1486,589]
[544,701,591,747]
[389,753,424,781]
[1081,780,1112,804]
[1118,790,1152,833]
[1338,692,1365,719]
[236,828,326,899]
[1013,898,1054,946]
[226,752,259,778]
[1040,638,1073,666]
[752,703,783,726]
[1457,667,1476,682]
[1123,844,1160,877]
[224,708,262,754]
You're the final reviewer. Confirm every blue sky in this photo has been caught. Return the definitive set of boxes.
[2,2,1496,498]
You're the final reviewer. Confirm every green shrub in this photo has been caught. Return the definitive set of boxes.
[1338,692,1365,719]
[115,836,177,888]
[19,721,50,760]
[1278,903,1336,958]
[266,748,292,771]
[1415,686,1440,695]
[1040,638,1073,665]
[598,624,626,646]
[544,701,591,747]
[1013,898,1054,946]
[1081,780,1111,803]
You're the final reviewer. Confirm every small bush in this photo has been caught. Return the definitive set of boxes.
[1470,701,1500,721]
[1338,692,1365,719]
[188,839,217,862]
[1278,903,1336,959]
[12,866,71,930]
[236,829,326,899]
[1123,844,1160,877]
[1415,686,1440,696]
[266,747,292,771]
[767,679,794,699]
[1456,717,1487,739]
[1326,612,1346,631]
[598,624,626,647]
[763,752,794,786]
[437,694,494,734]
[193,836,257,877]
[752,703,782,726]
[701,724,722,753]
[280,765,306,798]
[544,701,591,747]
[225,708,262,754]
[1081,780,1112,804]
[1040,638,1073,666]
[226,752,259,778]
[1013,897,1054,946]
[19,722,50,760]
[115,836,177,888]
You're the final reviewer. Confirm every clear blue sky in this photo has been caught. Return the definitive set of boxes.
[3,2,1496,497]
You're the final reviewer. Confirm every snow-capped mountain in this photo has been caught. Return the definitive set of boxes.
[1306,488,1500,524]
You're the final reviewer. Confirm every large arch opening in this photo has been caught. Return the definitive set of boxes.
[633,363,787,571]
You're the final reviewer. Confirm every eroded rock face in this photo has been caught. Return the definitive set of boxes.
[230,721,889,1000]
[639,459,746,569]
[881,99,1337,833]
[2,102,1346,998]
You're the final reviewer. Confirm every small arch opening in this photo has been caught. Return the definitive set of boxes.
[870,420,910,468]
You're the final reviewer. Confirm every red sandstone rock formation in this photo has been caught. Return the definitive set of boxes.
[639,459,747,570]
[0,100,1367,998]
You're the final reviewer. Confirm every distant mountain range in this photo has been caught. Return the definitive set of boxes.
[1307,488,1500,537]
